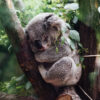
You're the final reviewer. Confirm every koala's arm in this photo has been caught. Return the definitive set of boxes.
[35,44,72,63]
[38,56,82,86]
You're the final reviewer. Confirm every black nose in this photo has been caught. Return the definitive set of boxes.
[34,40,42,49]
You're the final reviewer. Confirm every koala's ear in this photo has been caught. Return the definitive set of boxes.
[45,14,53,21]
[46,15,61,31]
[44,14,62,31]
[43,14,53,30]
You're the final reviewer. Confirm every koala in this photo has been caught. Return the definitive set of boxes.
[25,13,82,87]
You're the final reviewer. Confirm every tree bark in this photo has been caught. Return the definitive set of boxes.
[75,21,97,99]
[0,92,35,100]
[0,0,57,100]
[74,0,99,99]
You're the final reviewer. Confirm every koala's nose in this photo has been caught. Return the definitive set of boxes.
[34,40,42,49]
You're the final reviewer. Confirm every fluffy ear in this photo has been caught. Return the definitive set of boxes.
[44,14,65,32]
[43,14,53,30]
[50,22,61,31]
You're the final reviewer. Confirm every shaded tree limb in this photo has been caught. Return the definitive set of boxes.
[75,21,97,99]
[0,92,35,100]
[74,1,98,98]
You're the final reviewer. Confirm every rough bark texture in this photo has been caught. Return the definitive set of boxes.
[95,45,100,100]
[0,92,35,100]
[74,21,97,99]
[57,86,81,100]
[74,0,99,99]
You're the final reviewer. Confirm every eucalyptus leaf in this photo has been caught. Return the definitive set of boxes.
[70,40,76,50]
[25,81,32,90]
[61,36,66,45]
[56,4,62,8]
[56,47,59,53]
[51,7,56,11]
[69,30,80,42]
[98,7,100,13]
[64,3,79,10]
[67,38,76,50]
[8,45,12,52]
[61,26,66,34]
[82,65,86,69]
[78,43,83,48]
[66,23,71,29]
[16,74,25,82]
[73,16,78,24]
[80,56,84,63]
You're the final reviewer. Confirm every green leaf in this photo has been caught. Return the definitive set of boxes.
[66,23,71,29]
[61,27,66,34]
[16,86,23,89]
[56,47,59,53]
[80,56,84,63]
[76,63,80,67]
[8,44,12,52]
[73,16,78,24]
[78,43,83,48]
[61,36,66,45]
[69,30,80,42]
[67,38,76,50]
[16,74,24,82]
[82,65,86,69]
[25,81,32,90]
[64,3,79,11]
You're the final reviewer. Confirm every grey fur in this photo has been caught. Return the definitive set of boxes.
[25,13,82,86]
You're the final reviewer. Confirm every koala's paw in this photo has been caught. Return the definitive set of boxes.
[38,65,45,72]
[38,65,47,80]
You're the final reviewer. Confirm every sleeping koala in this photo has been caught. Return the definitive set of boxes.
[25,13,82,86]
[25,13,64,53]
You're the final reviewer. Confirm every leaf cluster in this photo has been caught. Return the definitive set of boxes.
[0,74,35,96]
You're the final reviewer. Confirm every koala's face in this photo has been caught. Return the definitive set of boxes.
[25,13,66,53]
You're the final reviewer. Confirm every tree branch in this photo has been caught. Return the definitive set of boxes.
[0,92,35,100]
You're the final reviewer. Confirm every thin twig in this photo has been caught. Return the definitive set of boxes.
[83,55,100,58]
[78,85,93,100]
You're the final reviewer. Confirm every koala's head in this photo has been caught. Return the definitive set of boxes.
[25,13,67,53]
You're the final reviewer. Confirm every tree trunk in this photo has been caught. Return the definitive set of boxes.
[74,21,97,99]
[0,92,35,100]
[74,0,99,99]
